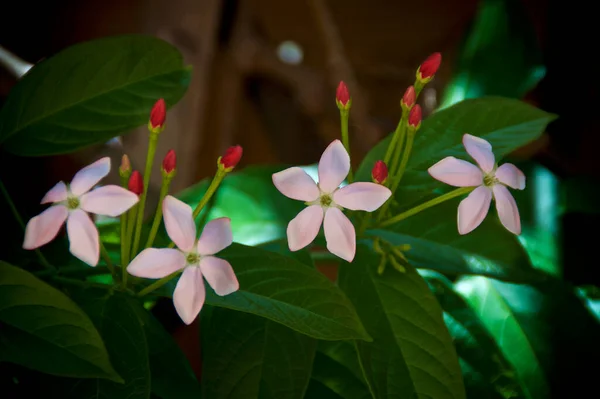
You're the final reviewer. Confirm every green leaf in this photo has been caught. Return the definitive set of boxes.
[66,292,151,399]
[337,245,466,399]
[0,34,191,155]
[305,341,373,399]
[152,243,370,341]
[356,97,556,207]
[454,277,549,399]
[439,0,545,108]
[422,271,526,398]
[201,306,316,398]
[131,301,201,399]
[0,262,120,381]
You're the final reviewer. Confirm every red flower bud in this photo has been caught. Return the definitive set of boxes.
[119,154,131,174]
[149,98,166,129]
[219,145,243,170]
[336,81,350,107]
[128,170,143,195]
[408,104,422,128]
[418,52,442,80]
[162,149,176,174]
[371,160,388,184]
[402,86,415,108]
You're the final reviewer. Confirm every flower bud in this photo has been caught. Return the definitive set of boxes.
[401,86,415,109]
[408,104,422,129]
[119,154,131,178]
[148,98,166,133]
[128,170,143,195]
[417,52,441,82]
[335,81,351,110]
[371,160,388,184]
[218,145,243,171]
[162,149,177,175]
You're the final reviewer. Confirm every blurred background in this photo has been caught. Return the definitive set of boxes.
[1,0,599,397]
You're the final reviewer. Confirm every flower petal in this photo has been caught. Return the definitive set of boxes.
[457,186,492,235]
[463,134,495,173]
[23,205,68,249]
[428,157,483,187]
[80,185,139,217]
[66,209,100,266]
[163,195,196,252]
[127,248,186,278]
[70,157,111,196]
[333,182,391,211]
[287,205,324,251]
[495,163,526,190]
[199,256,239,296]
[41,181,68,204]
[493,185,521,235]
[318,140,350,193]
[173,267,206,325]
[272,167,319,202]
[196,218,233,255]
[323,207,356,262]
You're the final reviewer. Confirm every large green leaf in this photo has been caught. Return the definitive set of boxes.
[0,262,120,381]
[66,292,151,399]
[439,0,545,108]
[422,271,526,398]
[337,245,465,399]
[454,277,549,399]
[356,97,556,207]
[305,341,373,399]
[201,306,316,398]
[0,34,191,155]
[152,243,370,341]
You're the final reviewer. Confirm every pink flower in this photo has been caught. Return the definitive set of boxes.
[272,140,392,262]
[23,157,139,266]
[428,134,526,235]
[127,196,238,325]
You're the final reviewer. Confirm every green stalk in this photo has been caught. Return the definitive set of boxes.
[340,108,354,183]
[137,270,182,297]
[119,175,128,269]
[145,175,172,249]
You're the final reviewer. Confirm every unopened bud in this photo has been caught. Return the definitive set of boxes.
[148,98,166,133]
[401,86,415,109]
[162,149,177,175]
[417,53,441,82]
[335,81,351,110]
[218,145,243,171]
[408,104,422,129]
[119,154,131,178]
[371,160,388,184]
[128,170,143,195]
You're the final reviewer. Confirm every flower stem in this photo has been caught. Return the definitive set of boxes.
[0,179,55,270]
[378,187,474,228]
[383,116,405,166]
[131,131,159,258]
[99,242,116,277]
[137,270,182,297]
[340,109,354,183]
[122,203,139,283]
[119,175,128,271]
[388,118,408,180]
[145,175,172,249]
[390,130,415,192]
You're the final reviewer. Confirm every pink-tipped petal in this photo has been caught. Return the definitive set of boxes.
[493,185,521,235]
[333,182,391,212]
[199,256,239,296]
[272,167,320,202]
[495,163,526,190]
[163,196,196,252]
[127,248,185,278]
[457,186,492,235]
[41,181,68,204]
[23,205,68,249]
[287,205,324,251]
[463,134,495,173]
[80,185,139,217]
[197,218,233,255]
[428,157,483,187]
[70,157,111,196]
[173,267,206,325]
[323,208,356,262]
[318,140,350,193]
[66,209,100,266]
